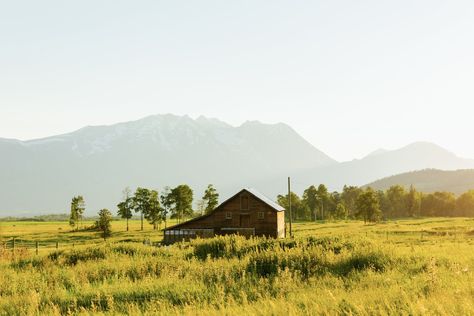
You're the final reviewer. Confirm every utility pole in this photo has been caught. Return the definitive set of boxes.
[288,177,292,238]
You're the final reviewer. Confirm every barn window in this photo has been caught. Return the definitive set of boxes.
[226,212,232,220]
[241,195,249,210]
[257,211,264,220]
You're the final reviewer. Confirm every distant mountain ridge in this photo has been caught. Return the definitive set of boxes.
[364,169,474,194]
[1,114,474,215]
[276,141,474,195]
[0,114,335,214]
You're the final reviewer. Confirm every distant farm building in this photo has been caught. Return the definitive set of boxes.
[163,188,285,244]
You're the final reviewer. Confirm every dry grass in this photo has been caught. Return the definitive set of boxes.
[0,217,473,315]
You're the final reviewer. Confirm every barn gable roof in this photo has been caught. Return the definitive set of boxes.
[164,188,284,231]
[244,188,285,212]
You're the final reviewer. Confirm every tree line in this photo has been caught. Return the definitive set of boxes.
[68,183,474,235]
[278,185,474,223]
[68,184,219,238]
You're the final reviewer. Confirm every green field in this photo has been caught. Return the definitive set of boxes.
[0,220,174,253]
[1,218,473,315]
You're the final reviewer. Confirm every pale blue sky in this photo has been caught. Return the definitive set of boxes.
[1,1,473,161]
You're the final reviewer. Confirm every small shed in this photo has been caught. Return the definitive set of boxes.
[163,188,285,244]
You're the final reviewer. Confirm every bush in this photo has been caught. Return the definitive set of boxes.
[48,247,107,265]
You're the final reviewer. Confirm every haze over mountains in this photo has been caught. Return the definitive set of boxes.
[284,142,474,194]
[365,169,474,195]
[1,114,474,215]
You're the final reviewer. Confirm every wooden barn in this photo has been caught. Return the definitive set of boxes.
[163,188,285,244]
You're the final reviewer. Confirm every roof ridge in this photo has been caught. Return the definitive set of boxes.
[164,188,285,231]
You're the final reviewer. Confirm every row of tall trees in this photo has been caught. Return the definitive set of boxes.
[68,184,219,234]
[379,186,474,218]
[278,184,354,222]
[116,184,219,231]
[278,185,474,223]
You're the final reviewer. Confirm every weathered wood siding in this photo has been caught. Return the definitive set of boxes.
[166,191,285,239]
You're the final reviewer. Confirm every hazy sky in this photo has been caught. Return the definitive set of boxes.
[1,1,473,161]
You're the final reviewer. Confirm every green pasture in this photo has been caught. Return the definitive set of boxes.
[1,217,473,253]
[0,218,473,315]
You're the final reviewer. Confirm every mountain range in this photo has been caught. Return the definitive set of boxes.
[1,114,474,215]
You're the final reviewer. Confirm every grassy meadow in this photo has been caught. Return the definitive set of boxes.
[0,218,473,315]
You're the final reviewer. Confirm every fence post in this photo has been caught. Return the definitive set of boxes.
[56,241,59,249]
[36,241,39,255]
[12,238,15,253]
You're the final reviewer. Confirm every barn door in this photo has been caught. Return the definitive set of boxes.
[240,214,251,227]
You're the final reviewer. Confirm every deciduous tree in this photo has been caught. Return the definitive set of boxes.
[456,190,474,217]
[69,196,85,231]
[386,185,407,218]
[117,187,133,231]
[202,184,219,214]
[356,188,381,223]
[277,192,305,221]
[303,185,318,221]
[96,208,112,240]
[170,185,194,223]
[405,185,421,217]
[160,186,172,229]
[145,190,164,230]
[133,187,151,231]
[341,186,363,218]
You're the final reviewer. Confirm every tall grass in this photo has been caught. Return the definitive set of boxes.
[0,231,473,315]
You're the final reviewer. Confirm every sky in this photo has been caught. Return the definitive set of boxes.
[1,1,473,162]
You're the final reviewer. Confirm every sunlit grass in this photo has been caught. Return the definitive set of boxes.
[0,217,473,314]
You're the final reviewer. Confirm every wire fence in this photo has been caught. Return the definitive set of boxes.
[0,237,163,256]
[2,228,473,255]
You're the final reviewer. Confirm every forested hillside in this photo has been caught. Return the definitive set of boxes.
[365,169,474,194]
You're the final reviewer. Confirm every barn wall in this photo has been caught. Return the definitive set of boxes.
[277,211,286,238]
[165,191,285,239]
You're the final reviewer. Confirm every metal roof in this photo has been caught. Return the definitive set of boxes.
[245,188,285,212]
[164,187,285,231]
